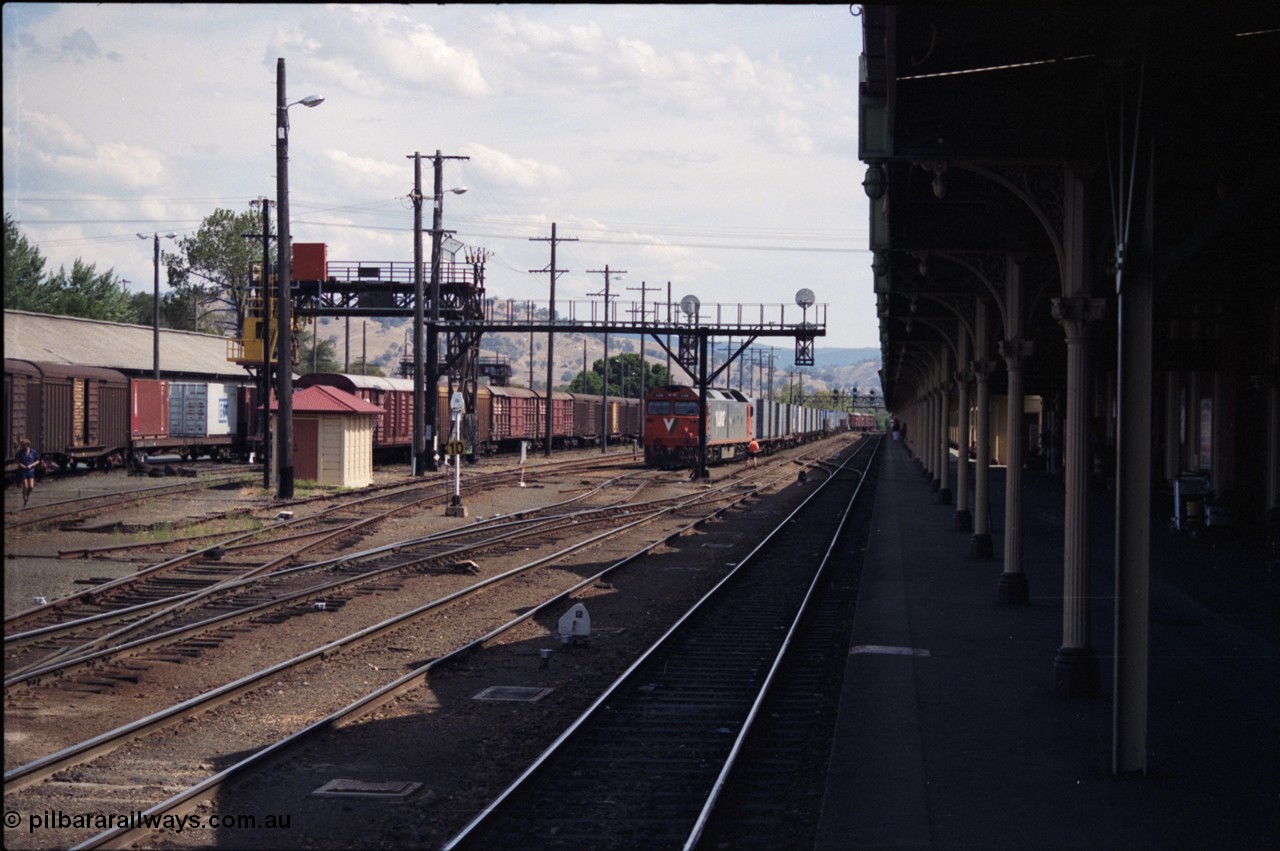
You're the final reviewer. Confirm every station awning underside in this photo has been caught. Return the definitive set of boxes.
[860,4,1280,409]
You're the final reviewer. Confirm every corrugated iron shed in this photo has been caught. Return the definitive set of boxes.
[3,310,253,380]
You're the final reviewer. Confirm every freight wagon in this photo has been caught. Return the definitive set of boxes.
[4,359,130,471]
[295,374,644,458]
[5,359,252,478]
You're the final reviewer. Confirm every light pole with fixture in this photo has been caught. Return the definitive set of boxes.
[275,56,324,500]
[410,150,467,475]
[137,231,177,379]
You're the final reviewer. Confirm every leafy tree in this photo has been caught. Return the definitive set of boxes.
[567,353,671,397]
[347,358,384,377]
[297,328,342,374]
[4,214,50,312]
[125,288,226,333]
[40,259,133,322]
[168,207,272,337]
[568,368,604,395]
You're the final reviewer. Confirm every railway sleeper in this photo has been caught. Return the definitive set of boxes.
[133,653,189,664]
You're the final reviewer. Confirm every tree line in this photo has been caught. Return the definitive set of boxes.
[5,209,342,372]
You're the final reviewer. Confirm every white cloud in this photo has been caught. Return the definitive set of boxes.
[10,109,92,156]
[3,4,876,349]
[323,149,403,184]
[461,143,570,191]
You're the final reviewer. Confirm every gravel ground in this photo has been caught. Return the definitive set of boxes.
[4,438,860,850]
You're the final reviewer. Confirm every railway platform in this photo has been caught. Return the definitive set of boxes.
[817,440,1278,849]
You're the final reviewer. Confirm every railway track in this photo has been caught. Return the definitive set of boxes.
[3,470,257,532]
[444,435,881,850]
[0,447,828,850]
[4,453,638,643]
[3,468,717,689]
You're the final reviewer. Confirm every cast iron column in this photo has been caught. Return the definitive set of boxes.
[1053,295,1107,696]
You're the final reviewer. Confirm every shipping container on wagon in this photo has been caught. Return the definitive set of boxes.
[167,382,236,437]
[131,379,170,444]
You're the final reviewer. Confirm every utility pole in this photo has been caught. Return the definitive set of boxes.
[530,224,576,457]
[409,153,427,474]
[246,197,274,490]
[627,279,661,409]
[666,282,673,382]
[409,149,468,474]
[588,265,625,454]
[275,58,294,499]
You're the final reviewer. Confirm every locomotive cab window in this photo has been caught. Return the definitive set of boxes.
[646,401,671,415]
[674,401,699,416]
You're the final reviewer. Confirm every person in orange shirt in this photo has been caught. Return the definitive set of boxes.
[748,438,760,468]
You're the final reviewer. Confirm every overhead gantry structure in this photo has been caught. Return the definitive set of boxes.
[291,251,825,478]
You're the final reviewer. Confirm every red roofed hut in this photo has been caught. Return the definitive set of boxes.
[269,385,384,488]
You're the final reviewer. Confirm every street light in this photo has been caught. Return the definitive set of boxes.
[275,56,324,500]
[424,150,468,474]
[137,231,177,379]
[414,148,469,476]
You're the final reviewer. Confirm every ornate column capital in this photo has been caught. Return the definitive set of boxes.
[970,358,997,378]
[1052,296,1107,339]
[997,337,1034,368]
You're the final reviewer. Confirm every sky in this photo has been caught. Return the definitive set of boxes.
[3,3,877,350]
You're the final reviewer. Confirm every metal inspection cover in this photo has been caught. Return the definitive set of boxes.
[472,685,554,702]
[311,778,423,799]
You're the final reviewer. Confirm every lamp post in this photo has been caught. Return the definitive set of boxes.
[411,150,467,476]
[137,231,177,379]
[275,56,324,500]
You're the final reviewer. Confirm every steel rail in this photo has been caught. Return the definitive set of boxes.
[5,462,648,651]
[6,472,763,803]
[6,454,635,633]
[13,458,643,672]
[683,438,878,849]
[5,466,655,682]
[440,435,879,850]
[66,458,794,850]
[3,472,256,531]
[5,479,750,687]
